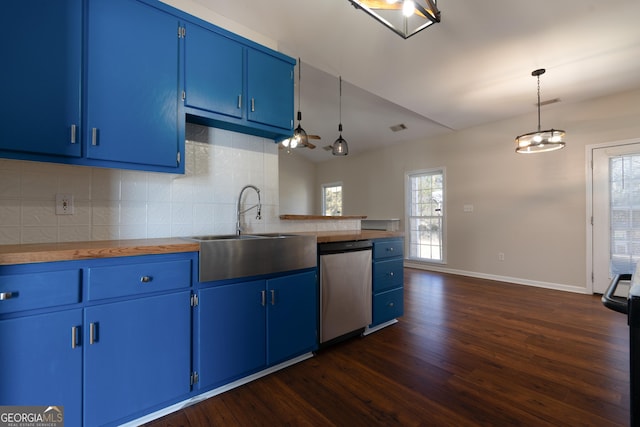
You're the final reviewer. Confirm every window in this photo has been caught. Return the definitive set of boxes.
[406,169,445,262]
[322,183,343,216]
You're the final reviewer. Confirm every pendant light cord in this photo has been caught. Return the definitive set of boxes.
[536,73,541,132]
[339,76,343,130]
[298,58,302,114]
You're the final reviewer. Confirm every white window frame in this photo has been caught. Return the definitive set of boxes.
[405,168,446,264]
[322,182,343,216]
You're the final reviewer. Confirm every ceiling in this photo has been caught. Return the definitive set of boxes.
[187,0,640,162]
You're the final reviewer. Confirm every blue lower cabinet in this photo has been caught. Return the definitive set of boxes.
[196,269,318,391]
[83,291,192,426]
[197,280,267,389]
[371,238,404,327]
[0,309,83,427]
[267,270,318,365]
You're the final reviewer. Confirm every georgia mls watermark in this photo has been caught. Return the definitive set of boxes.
[0,406,64,427]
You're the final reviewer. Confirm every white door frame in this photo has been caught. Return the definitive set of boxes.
[586,137,640,293]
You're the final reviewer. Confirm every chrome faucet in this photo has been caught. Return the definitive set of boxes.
[236,184,262,235]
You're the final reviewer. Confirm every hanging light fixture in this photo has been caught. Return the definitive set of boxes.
[332,76,349,156]
[348,0,441,39]
[515,69,566,154]
[281,58,308,153]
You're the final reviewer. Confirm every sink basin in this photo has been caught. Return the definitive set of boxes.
[188,233,317,282]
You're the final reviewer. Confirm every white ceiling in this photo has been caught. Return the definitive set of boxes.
[188,0,640,162]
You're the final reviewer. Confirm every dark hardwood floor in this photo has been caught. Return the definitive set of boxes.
[145,268,630,426]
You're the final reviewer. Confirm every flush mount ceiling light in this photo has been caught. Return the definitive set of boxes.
[515,69,566,154]
[281,58,309,153]
[348,0,441,39]
[332,76,349,156]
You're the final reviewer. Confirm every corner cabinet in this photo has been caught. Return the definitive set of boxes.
[84,0,184,171]
[196,269,317,391]
[184,20,295,140]
[371,238,404,327]
[0,252,196,427]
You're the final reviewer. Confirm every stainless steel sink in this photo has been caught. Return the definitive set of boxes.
[187,233,317,282]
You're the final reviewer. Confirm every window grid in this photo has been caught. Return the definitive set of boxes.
[610,155,640,274]
[323,184,343,216]
[407,170,444,262]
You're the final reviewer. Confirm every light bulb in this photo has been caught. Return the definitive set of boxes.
[281,138,290,148]
[402,0,415,17]
[386,0,399,3]
[290,136,299,149]
[533,134,543,143]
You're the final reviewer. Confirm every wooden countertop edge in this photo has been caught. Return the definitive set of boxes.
[0,238,199,265]
[280,215,367,220]
[0,232,404,265]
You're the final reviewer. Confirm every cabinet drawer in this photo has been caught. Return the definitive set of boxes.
[373,239,403,260]
[373,259,403,292]
[88,259,191,301]
[0,269,81,314]
[372,287,404,326]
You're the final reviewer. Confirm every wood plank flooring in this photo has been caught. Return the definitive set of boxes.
[145,268,630,426]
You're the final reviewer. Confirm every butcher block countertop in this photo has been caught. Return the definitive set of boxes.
[0,231,404,265]
[0,238,200,266]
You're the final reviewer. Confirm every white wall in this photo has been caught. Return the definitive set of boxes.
[278,150,317,215]
[315,88,640,290]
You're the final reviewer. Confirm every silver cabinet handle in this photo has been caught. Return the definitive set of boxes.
[140,276,153,283]
[251,98,255,112]
[89,322,97,345]
[271,290,276,306]
[91,128,98,146]
[237,94,242,109]
[71,326,78,349]
[0,292,16,300]
[389,272,394,277]
[388,247,394,252]
[70,124,77,144]
[261,290,266,306]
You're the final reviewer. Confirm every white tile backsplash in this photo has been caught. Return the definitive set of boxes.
[0,123,360,245]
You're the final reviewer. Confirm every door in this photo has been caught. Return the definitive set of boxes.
[83,291,191,426]
[0,0,82,158]
[185,24,244,118]
[197,280,266,389]
[592,142,640,293]
[0,309,82,427]
[85,0,181,168]
[267,270,317,365]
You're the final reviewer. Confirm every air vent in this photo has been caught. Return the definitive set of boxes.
[390,123,407,132]
[539,98,561,106]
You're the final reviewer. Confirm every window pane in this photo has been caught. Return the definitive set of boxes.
[323,184,342,216]
[407,169,444,262]
[610,155,640,274]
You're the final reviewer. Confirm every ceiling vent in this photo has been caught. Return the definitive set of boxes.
[390,123,407,132]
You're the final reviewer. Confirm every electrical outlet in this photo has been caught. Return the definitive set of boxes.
[56,193,74,215]
[498,252,505,261]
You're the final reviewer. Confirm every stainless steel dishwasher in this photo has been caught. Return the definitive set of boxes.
[319,240,372,345]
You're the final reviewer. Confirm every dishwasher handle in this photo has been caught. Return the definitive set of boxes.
[602,273,631,314]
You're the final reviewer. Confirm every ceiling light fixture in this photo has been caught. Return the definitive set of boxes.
[281,58,308,153]
[332,76,349,156]
[515,69,566,154]
[348,0,441,39]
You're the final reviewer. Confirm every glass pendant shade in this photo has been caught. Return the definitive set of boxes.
[515,69,566,154]
[332,76,349,156]
[292,111,308,148]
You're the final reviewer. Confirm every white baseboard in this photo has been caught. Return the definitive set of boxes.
[404,261,590,294]
[120,352,315,427]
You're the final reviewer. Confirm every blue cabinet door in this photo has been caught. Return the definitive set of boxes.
[247,49,294,130]
[197,280,266,389]
[0,0,82,158]
[85,0,182,169]
[185,24,244,119]
[267,270,318,365]
[0,309,82,427]
[83,291,191,426]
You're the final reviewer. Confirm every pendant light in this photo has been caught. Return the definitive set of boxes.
[332,76,349,156]
[515,69,566,154]
[282,58,308,153]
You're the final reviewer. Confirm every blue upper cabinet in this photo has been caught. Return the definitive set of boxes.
[85,0,184,171]
[247,49,295,131]
[184,24,244,119]
[0,0,82,158]
[183,19,295,140]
